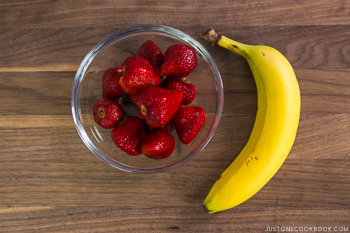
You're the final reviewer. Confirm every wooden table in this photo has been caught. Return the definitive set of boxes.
[1,1,349,232]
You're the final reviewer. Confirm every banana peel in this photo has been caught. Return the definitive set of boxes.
[201,29,301,213]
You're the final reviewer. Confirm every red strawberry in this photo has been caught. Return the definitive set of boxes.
[172,105,206,144]
[102,67,126,99]
[163,76,197,105]
[158,121,174,133]
[93,98,125,129]
[141,130,175,159]
[136,87,183,127]
[147,121,174,134]
[129,93,139,107]
[160,44,197,77]
[111,116,147,156]
[119,56,161,94]
[136,40,163,76]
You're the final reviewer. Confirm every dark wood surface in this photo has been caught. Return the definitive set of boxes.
[0,1,349,232]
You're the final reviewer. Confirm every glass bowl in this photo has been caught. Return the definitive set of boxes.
[71,25,223,174]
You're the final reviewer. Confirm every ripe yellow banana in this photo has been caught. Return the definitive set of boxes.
[201,29,301,213]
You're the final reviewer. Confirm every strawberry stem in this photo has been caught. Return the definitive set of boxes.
[98,108,105,118]
[141,105,147,115]
[181,77,190,84]
[117,67,123,75]
[119,116,127,124]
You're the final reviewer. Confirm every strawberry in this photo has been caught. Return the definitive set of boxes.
[160,44,197,77]
[141,130,175,159]
[136,86,183,128]
[147,121,174,134]
[136,40,163,76]
[129,93,139,107]
[163,76,197,105]
[157,121,174,133]
[111,116,147,156]
[102,67,126,99]
[119,56,161,94]
[172,105,206,144]
[93,98,125,129]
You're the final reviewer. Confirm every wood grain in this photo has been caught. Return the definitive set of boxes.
[0,0,349,232]
[1,25,350,70]
[0,0,349,29]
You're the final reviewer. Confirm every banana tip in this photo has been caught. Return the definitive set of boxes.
[200,28,220,46]
[202,203,215,214]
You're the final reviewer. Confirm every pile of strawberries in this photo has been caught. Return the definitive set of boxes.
[93,40,206,160]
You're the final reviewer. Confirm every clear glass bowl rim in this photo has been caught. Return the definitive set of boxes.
[71,24,224,174]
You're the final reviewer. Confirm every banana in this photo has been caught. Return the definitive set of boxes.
[201,29,301,213]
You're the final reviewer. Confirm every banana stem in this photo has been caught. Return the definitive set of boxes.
[200,29,253,58]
